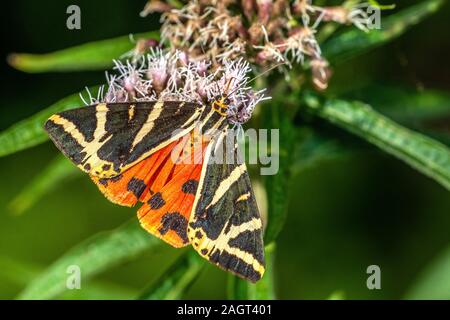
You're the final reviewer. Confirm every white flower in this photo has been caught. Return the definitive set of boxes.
[96,50,269,125]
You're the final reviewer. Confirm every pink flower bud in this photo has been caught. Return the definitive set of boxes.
[256,50,271,65]
[311,58,331,91]
[196,61,209,76]
[178,51,189,66]
[257,0,273,25]
[249,23,264,45]
[241,0,256,21]
[148,68,168,93]
[320,6,349,24]
[140,0,173,17]
[123,72,142,94]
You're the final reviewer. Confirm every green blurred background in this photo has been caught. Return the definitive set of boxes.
[1,0,449,299]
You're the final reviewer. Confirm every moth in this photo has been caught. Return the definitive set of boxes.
[44,95,265,282]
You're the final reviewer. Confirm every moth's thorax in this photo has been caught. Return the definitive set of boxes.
[211,96,229,117]
[197,99,229,138]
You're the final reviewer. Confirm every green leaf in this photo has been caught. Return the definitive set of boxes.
[368,0,396,10]
[17,219,159,300]
[292,128,360,176]
[303,93,450,191]
[327,290,346,300]
[0,87,98,158]
[8,32,158,73]
[347,85,450,125]
[60,281,136,300]
[139,251,205,300]
[0,256,40,286]
[0,256,136,299]
[323,0,445,63]
[405,244,450,299]
[227,243,276,300]
[344,85,450,146]
[9,155,79,215]
[262,104,297,244]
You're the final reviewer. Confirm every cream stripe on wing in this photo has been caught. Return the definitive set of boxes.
[93,103,109,140]
[180,104,203,131]
[204,116,226,137]
[235,192,251,203]
[48,115,88,148]
[128,104,135,121]
[202,108,215,125]
[205,163,246,210]
[81,103,113,161]
[189,130,227,218]
[48,104,116,177]
[130,100,164,150]
[190,139,215,221]
[195,217,264,275]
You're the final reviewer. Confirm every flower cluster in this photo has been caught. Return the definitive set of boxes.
[140,0,376,90]
[83,1,375,128]
[82,49,269,125]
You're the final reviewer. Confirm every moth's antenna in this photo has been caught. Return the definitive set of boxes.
[214,81,221,97]
[247,62,285,84]
[224,77,236,95]
[200,44,207,57]
[224,62,285,99]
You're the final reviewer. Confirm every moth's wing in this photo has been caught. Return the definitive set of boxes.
[137,133,208,248]
[89,138,181,207]
[89,129,206,248]
[188,130,265,282]
[45,101,202,178]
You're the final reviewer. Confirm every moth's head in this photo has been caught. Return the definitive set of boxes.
[211,94,230,117]
[211,89,264,126]
[198,60,270,125]
[216,94,231,106]
[226,89,267,126]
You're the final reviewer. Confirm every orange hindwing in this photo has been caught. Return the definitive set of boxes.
[91,131,208,247]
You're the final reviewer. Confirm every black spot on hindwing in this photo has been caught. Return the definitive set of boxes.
[127,178,147,198]
[158,212,188,243]
[181,179,198,194]
[148,192,165,210]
